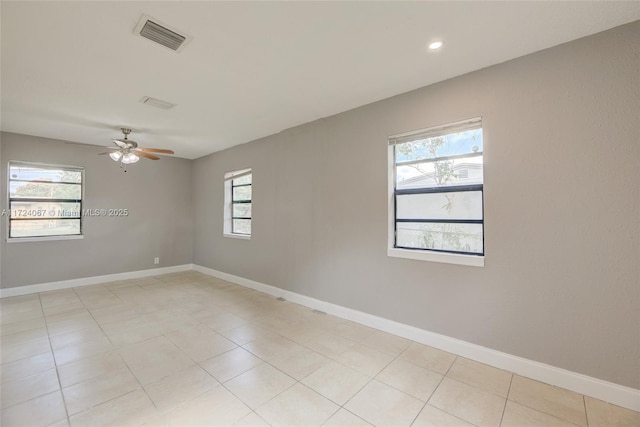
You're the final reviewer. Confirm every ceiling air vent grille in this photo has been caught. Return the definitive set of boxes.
[139,96,176,110]
[134,14,192,53]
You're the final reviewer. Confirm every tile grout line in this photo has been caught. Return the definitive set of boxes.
[128,290,237,418]
[235,331,367,424]
[71,287,116,348]
[195,348,296,423]
[333,407,372,426]
[504,398,585,427]
[130,282,279,422]
[503,374,588,427]
[583,395,590,426]
[128,317,251,422]
[403,344,441,427]
[36,291,71,426]
[405,352,513,401]
[498,373,514,426]
[203,301,454,425]
[66,285,154,420]
[192,304,375,423]
[408,353,464,427]
[65,277,226,422]
[374,351,448,402]
[338,336,413,420]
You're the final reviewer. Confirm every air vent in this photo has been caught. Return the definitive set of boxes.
[134,14,192,53]
[139,96,176,110]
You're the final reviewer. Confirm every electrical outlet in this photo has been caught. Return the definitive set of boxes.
[154,257,159,265]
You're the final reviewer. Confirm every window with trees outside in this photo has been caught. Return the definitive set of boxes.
[7,161,84,240]
[388,118,484,266]
[224,168,252,238]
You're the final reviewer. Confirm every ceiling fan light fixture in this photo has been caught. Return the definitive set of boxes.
[104,128,173,167]
[121,153,140,164]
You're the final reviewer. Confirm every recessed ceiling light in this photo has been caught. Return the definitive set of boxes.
[428,40,444,51]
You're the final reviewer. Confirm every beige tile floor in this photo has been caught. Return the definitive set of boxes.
[1,271,638,427]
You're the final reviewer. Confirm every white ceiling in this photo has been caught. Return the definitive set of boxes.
[2,1,639,159]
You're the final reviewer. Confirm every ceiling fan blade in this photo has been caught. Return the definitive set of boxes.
[98,152,114,155]
[137,147,175,155]
[136,151,160,160]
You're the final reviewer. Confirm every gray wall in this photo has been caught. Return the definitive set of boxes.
[0,132,193,287]
[193,22,640,388]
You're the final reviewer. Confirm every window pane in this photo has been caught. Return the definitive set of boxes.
[9,166,82,183]
[396,222,483,254]
[9,201,81,219]
[396,156,483,189]
[395,128,483,163]
[232,219,251,235]
[10,219,80,238]
[233,185,252,201]
[233,203,252,218]
[233,174,252,185]
[10,182,81,200]
[396,191,482,221]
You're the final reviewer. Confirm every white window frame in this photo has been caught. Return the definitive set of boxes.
[6,161,85,243]
[223,168,252,240]
[388,118,485,267]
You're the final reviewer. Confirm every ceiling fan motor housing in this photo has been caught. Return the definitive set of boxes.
[116,128,138,148]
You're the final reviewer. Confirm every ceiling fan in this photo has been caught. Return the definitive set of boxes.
[100,128,175,165]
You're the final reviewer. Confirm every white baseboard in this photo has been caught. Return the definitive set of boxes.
[193,264,640,412]
[0,264,193,298]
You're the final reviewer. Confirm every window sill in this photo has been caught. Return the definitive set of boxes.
[7,235,84,244]
[223,233,251,240]
[388,247,484,267]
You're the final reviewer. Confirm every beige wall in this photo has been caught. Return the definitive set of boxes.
[0,132,194,286]
[192,22,640,388]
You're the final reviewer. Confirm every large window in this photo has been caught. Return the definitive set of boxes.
[7,161,84,240]
[388,118,484,266]
[224,168,252,238]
